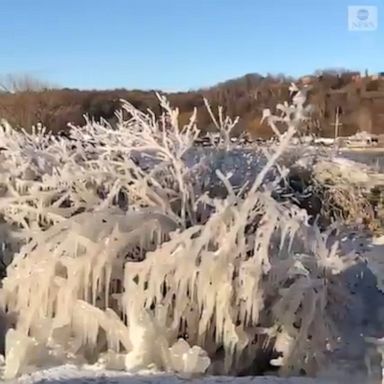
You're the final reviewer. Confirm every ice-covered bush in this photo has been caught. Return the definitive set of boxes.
[0,88,353,379]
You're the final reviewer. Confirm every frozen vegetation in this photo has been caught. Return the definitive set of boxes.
[0,86,384,383]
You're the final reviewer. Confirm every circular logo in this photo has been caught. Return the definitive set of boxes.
[357,8,369,21]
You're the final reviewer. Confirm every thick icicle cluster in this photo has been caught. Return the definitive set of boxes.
[0,90,352,378]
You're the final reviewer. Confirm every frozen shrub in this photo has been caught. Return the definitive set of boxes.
[0,87,353,378]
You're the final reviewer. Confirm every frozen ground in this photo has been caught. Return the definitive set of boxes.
[4,362,380,384]
[0,365,344,384]
[339,150,384,171]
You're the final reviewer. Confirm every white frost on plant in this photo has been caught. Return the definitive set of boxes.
[0,88,353,379]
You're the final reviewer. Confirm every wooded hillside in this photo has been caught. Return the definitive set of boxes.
[1,70,384,138]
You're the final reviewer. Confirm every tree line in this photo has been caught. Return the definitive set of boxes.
[1,71,383,138]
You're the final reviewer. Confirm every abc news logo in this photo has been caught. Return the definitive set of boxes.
[348,6,378,31]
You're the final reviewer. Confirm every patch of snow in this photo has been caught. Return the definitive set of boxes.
[313,138,335,146]
[372,236,384,246]
[8,365,332,384]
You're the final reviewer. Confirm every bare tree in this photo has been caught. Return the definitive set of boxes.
[0,73,55,93]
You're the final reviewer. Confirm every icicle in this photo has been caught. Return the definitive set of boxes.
[3,329,37,379]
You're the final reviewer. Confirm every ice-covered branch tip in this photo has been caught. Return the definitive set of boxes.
[203,98,239,149]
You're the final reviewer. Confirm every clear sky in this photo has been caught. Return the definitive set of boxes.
[1,0,383,91]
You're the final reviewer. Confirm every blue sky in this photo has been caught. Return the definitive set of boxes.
[1,0,383,91]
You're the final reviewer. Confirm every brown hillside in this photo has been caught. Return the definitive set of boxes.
[1,71,384,138]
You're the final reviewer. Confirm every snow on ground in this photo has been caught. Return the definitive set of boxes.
[6,361,381,384]
[2,365,333,384]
